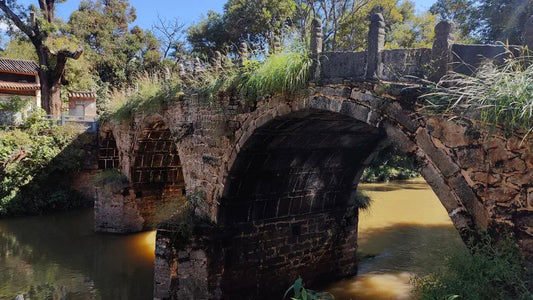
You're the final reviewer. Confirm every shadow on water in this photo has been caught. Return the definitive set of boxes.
[325,223,467,300]
[0,209,155,299]
[360,180,431,192]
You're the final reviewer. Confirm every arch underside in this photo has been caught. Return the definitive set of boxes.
[218,109,385,298]
[98,129,120,170]
[132,121,186,227]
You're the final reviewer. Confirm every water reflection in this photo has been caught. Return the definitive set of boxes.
[0,209,155,300]
[326,178,467,300]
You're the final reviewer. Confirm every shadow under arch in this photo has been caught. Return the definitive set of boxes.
[130,117,187,229]
[217,109,386,298]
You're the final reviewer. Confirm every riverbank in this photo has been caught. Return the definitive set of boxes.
[0,116,97,217]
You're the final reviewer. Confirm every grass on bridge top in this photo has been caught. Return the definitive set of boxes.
[101,49,312,123]
[422,53,533,138]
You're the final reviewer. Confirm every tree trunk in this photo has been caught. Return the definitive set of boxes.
[39,70,62,115]
[39,72,51,114]
[49,83,62,116]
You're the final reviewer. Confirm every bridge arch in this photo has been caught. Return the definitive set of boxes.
[130,115,187,228]
[214,94,481,298]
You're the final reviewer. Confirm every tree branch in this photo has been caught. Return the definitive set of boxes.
[0,0,35,39]
[50,47,84,85]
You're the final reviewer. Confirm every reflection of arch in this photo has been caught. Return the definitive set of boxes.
[98,127,120,170]
[218,109,386,298]
[131,118,186,227]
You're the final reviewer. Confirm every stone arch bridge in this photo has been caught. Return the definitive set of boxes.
[96,16,533,299]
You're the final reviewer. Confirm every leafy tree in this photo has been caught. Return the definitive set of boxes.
[0,0,83,115]
[431,0,533,44]
[187,10,229,57]
[188,0,296,57]
[473,0,533,44]
[1,36,38,60]
[301,0,436,51]
[224,0,296,50]
[68,0,160,87]
[429,0,477,41]
[387,4,437,49]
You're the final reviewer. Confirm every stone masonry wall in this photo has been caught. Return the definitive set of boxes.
[103,83,532,298]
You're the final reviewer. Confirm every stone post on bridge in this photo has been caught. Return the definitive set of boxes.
[366,13,385,80]
[524,15,533,52]
[310,18,323,82]
[430,20,455,82]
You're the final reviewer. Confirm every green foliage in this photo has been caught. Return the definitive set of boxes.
[241,50,312,100]
[224,0,296,50]
[102,74,183,122]
[187,10,229,57]
[386,9,437,49]
[413,232,532,300]
[0,95,31,113]
[422,55,533,135]
[430,0,533,44]
[361,146,419,183]
[284,277,335,300]
[68,0,161,88]
[188,0,296,56]
[92,169,129,193]
[105,49,312,122]
[0,37,38,61]
[354,190,372,210]
[0,115,90,216]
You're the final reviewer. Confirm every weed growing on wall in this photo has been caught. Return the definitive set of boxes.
[422,54,533,137]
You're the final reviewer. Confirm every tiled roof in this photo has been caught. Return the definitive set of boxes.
[0,58,39,75]
[68,91,97,99]
[0,80,40,91]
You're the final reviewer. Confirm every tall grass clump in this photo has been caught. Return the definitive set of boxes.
[103,74,183,122]
[241,50,312,101]
[422,55,533,136]
[413,232,532,300]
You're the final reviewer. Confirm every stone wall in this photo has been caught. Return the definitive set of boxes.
[101,82,532,299]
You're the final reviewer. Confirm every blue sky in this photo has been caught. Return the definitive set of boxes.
[15,0,437,29]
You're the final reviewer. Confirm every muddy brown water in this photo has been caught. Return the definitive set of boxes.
[0,178,465,299]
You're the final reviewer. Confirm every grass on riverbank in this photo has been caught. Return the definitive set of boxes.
[413,232,532,300]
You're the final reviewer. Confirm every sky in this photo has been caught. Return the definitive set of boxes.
[14,0,438,30]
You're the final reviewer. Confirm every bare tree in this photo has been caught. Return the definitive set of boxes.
[0,0,83,115]
[152,14,185,59]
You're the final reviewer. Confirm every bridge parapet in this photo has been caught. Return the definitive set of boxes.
[316,14,529,84]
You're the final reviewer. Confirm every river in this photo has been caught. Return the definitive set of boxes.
[0,178,466,299]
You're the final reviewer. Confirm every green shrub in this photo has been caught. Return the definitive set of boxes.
[284,277,335,300]
[422,54,533,136]
[413,232,532,300]
[0,116,89,216]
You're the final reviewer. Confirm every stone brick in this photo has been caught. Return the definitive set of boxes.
[416,129,460,177]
